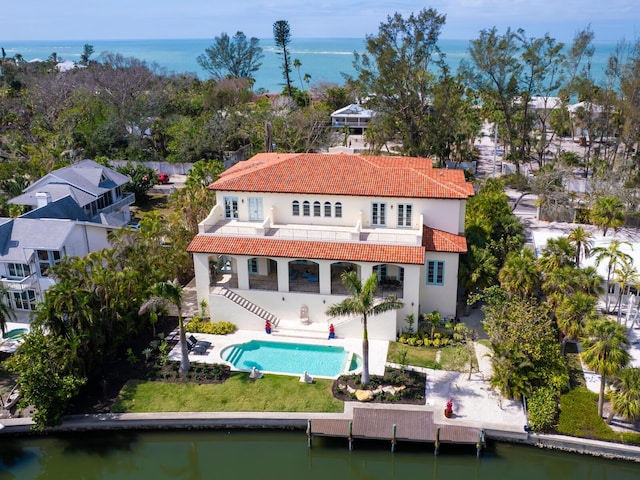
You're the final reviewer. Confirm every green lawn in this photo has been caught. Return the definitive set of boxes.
[386,342,472,371]
[112,373,344,413]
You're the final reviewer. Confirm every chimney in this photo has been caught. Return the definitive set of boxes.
[35,192,52,208]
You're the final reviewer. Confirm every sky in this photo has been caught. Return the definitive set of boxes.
[3,0,638,42]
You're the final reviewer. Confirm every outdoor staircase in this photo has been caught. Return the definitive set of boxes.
[213,287,280,326]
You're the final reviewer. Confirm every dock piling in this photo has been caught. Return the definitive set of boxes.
[307,420,312,448]
[348,421,353,451]
[434,427,440,456]
[391,424,397,452]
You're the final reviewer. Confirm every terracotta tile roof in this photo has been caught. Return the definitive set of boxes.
[422,226,468,253]
[187,236,426,264]
[188,225,467,261]
[211,153,474,199]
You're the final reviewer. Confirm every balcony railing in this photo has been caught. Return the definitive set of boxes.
[0,274,38,291]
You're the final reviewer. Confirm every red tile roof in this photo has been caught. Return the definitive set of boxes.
[422,226,468,253]
[211,153,474,199]
[187,226,467,261]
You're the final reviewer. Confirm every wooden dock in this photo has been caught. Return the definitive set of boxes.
[308,408,485,455]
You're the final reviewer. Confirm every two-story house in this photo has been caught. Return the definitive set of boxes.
[1,160,134,321]
[188,153,473,341]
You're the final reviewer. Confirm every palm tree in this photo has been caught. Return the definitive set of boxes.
[326,272,403,385]
[293,58,303,89]
[538,236,575,273]
[498,248,541,298]
[567,226,594,267]
[581,317,630,417]
[611,260,639,322]
[592,240,632,312]
[555,292,597,354]
[590,196,625,237]
[607,367,640,425]
[139,280,189,373]
[0,284,16,336]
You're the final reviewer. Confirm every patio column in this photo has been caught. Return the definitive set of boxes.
[319,261,331,295]
[276,258,290,292]
[192,253,210,311]
[236,256,250,290]
[360,263,373,281]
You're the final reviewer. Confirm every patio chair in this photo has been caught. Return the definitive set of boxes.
[187,335,212,354]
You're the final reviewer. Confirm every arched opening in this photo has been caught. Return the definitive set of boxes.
[288,260,320,293]
[248,257,279,291]
[373,263,404,298]
[330,262,358,294]
[209,254,238,288]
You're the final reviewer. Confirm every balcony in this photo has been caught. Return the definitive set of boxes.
[0,274,38,291]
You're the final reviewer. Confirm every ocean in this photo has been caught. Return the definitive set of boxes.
[0,38,619,93]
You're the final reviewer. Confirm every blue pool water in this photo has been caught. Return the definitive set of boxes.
[222,340,361,378]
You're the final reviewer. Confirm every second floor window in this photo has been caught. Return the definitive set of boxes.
[324,202,332,217]
[427,260,445,286]
[224,197,238,219]
[313,201,321,217]
[7,263,31,279]
[371,202,386,226]
[37,250,62,277]
[292,201,300,216]
[248,197,263,221]
[397,204,412,227]
[335,202,342,218]
[303,201,310,216]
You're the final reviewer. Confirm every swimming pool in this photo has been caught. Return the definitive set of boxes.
[221,340,361,378]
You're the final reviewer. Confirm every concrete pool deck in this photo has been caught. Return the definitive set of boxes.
[168,328,389,378]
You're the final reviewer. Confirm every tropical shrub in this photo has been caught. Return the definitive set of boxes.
[527,387,559,432]
[188,317,237,335]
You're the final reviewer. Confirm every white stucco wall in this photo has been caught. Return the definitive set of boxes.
[216,191,463,234]
[419,252,459,318]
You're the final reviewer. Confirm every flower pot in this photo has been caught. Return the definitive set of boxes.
[444,409,453,418]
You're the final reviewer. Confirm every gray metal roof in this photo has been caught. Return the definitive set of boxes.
[0,218,76,263]
[21,159,130,200]
[21,196,91,222]
[9,184,94,208]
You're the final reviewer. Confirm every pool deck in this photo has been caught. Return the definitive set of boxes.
[168,328,389,378]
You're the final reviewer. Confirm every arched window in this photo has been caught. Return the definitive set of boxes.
[335,202,342,218]
[324,202,332,217]
[303,201,310,216]
[313,201,321,217]
[292,200,300,216]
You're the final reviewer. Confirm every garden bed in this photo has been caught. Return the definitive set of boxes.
[332,367,426,405]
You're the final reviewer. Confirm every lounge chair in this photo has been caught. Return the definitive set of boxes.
[187,335,212,354]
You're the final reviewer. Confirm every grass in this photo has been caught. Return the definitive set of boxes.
[112,372,343,413]
[557,387,640,445]
[386,342,473,371]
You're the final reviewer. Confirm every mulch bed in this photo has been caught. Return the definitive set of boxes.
[332,368,426,405]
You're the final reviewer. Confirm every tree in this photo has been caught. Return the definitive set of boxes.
[537,236,575,274]
[607,367,640,424]
[351,8,447,157]
[590,196,625,236]
[567,226,594,267]
[139,280,189,372]
[115,162,157,200]
[0,284,16,335]
[592,240,632,312]
[197,32,264,82]
[80,44,94,65]
[581,317,630,417]
[498,248,541,298]
[6,327,86,430]
[326,272,403,385]
[555,292,598,354]
[273,20,293,97]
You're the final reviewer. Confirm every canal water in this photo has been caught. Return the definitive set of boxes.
[0,430,637,479]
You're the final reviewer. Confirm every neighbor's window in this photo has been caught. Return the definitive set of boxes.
[36,250,62,277]
[313,201,321,217]
[426,260,445,286]
[303,201,310,216]
[7,263,31,279]
[324,202,332,217]
[292,200,300,216]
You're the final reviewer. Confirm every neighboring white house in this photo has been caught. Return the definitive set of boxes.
[1,160,134,320]
[330,104,376,133]
[188,153,473,341]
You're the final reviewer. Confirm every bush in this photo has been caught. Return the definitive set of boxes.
[527,387,558,432]
[188,317,237,335]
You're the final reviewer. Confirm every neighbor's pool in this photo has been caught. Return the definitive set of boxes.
[3,328,28,340]
[221,340,361,378]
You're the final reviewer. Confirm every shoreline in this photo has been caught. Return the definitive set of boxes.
[1,413,639,463]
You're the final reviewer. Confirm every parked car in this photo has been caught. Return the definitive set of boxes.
[157,173,170,184]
